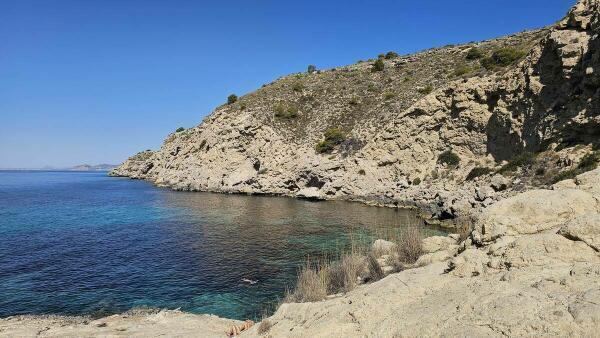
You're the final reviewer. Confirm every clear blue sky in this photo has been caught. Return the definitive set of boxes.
[0,0,575,168]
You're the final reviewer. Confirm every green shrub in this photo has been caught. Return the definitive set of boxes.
[437,150,460,166]
[417,85,433,95]
[372,59,385,72]
[466,167,493,181]
[239,102,247,110]
[578,152,600,170]
[465,47,483,60]
[552,168,580,183]
[307,65,317,73]
[175,127,185,133]
[292,82,304,92]
[385,51,399,59]
[227,94,238,104]
[454,65,474,77]
[412,177,421,185]
[274,102,298,119]
[315,141,335,154]
[481,47,527,70]
[480,57,496,70]
[316,128,346,154]
[384,92,396,100]
[498,152,536,174]
[552,152,600,183]
[348,97,359,106]
[492,47,527,66]
[358,169,366,175]
[378,53,385,59]
[324,128,346,144]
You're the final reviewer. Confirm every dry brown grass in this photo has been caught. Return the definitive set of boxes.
[396,226,423,264]
[286,222,428,303]
[284,261,328,303]
[366,253,384,282]
[257,319,273,335]
[327,254,365,294]
[455,215,475,242]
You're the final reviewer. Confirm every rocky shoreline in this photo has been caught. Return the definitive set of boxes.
[4,168,600,337]
[4,0,600,336]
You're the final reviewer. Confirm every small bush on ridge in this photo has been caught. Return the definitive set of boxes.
[466,47,483,60]
[227,94,238,104]
[385,51,399,59]
[372,59,385,72]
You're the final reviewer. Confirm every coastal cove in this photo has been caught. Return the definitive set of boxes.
[0,171,444,321]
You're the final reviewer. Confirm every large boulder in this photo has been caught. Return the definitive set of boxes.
[473,189,598,243]
[491,233,600,269]
[573,168,600,198]
[559,214,600,252]
[421,236,458,254]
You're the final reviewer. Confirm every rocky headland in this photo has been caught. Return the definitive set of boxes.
[111,0,599,221]
[3,0,600,337]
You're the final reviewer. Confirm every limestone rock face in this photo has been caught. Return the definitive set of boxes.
[237,146,600,338]
[560,214,600,251]
[421,235,457,254]
[473,188,599,243]
[110,0,600,219]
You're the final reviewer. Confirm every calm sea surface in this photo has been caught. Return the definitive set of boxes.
[0,171,443,320]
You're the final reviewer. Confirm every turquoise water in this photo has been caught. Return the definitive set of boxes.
[0,171,442,320]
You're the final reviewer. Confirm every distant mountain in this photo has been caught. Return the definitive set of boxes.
[69,164,118,171]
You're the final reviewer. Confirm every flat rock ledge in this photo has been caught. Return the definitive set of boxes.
[3,168,600,337]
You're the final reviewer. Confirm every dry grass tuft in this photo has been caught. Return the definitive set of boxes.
[366,253,384,282]
[455,216,475,242]
[257,319,273,335]
[285,261,328,303]
[397,226,424,264]
[327,254,364,294]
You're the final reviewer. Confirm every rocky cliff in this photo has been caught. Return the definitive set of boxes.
[111,0,600,219]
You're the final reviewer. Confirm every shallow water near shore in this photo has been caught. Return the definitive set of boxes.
[0,171,444,320]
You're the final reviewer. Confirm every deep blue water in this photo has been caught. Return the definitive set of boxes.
[0,171,442,320]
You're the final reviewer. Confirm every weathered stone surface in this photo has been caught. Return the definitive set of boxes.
[473,188,598,243]
[371,239,397,256]
[0,310,241,338]
[560,214,600,252]
[421,235,457,254]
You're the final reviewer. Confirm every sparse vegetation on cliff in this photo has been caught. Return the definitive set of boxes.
[552,151,600,183]
[438,150,460,166]
[227,94,238,104]
[481,47,527,70]
[274,102,299,119]
[315,128,346,154]
[371,59,385,72]
[466,167,493,181]
[465,47,483,60]
[498,152,536,174]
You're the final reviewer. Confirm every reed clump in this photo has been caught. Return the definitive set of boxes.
[285,222,427,303]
